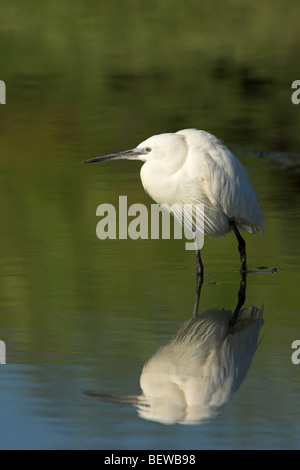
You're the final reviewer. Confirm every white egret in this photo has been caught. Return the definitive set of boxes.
[83,129,264,273]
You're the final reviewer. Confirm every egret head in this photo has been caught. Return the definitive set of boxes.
[83,132,187,171]
[136,133,187,164]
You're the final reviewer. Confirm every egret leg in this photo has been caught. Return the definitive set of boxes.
[194,233,204,275]
[193,233,204,317]
[230,269,247,326]
[230,221,247,272]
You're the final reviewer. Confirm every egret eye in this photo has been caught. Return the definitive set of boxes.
[144,147,152,153]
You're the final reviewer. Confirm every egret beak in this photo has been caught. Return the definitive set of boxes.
[82,148,145,164]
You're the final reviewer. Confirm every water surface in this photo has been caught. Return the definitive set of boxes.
[1,1,300,450]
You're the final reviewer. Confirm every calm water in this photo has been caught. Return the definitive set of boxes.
[1,2,300,450]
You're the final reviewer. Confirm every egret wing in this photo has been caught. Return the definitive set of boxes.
[181,131,264,234]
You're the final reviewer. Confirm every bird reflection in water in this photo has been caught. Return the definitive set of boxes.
[86,272,264,425]
[136,311,263,424]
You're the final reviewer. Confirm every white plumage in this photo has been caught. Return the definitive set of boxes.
[139,129,264,237]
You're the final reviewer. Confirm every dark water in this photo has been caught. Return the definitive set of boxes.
[1,1,300,450]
